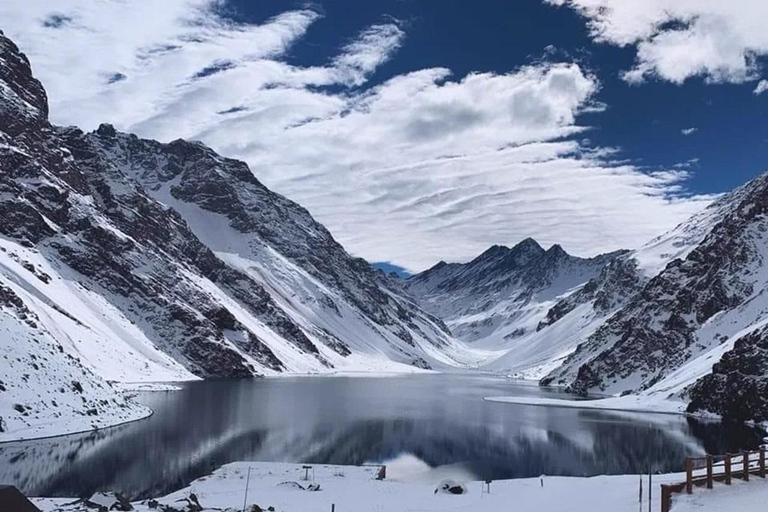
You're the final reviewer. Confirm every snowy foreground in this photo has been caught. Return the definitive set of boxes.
[31,460,766,512]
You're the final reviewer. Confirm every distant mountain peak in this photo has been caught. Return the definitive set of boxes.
[512,237,544,252]
[405,237,624,344]
[545,243,567,257]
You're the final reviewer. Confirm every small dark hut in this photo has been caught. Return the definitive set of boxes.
[0,485,41,512]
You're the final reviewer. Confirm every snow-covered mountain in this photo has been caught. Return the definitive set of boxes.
[403,167,768,421]
[539,172,768,421]
[0,32,476,439]
[404,238,625,348]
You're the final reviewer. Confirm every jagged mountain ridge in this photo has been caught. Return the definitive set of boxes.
[405,238,626,346]
[0,32,474,439]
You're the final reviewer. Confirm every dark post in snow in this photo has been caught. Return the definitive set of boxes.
[648,471,652,512]
[706,455,713,489]
[760,448,766,478]
[331,504,335,512]
[743,451,750,481]
[725,454,732,485]
[660,485,673,512]
[648,423,653,512]
[241,466,252,512]
[685,457,693,494]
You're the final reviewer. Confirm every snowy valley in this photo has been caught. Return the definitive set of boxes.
[0,31,478,442]
[3,22,768,447]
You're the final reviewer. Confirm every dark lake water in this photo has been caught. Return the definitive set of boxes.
[0,374,763,499]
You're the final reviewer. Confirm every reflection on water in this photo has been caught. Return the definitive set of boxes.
[0,374,763,499]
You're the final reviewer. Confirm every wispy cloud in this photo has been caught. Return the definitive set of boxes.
[0,1,712,271]
[754,80,768,95]
[681,127,698,135]
[548,0,768,88]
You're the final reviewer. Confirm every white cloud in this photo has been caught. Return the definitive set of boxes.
[681,127,698,135]
[548,0,768,86]
[754,79,768,95]
[0,1,712,271]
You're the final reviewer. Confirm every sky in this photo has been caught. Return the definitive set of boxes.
[3,0,768,272]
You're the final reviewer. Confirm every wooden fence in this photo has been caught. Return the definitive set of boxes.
[660,449,767,512]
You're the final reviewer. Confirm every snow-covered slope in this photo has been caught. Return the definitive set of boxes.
[541,172,768,420]
[0,33,150,440]
[404,239,625,347]
[0,31,482,439]
[79,123,476,372]
[0,263,151,441]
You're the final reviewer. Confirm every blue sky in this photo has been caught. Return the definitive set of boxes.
[3,0,768,271]
[223,0,768,195]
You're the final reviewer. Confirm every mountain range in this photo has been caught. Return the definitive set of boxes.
[2,29,768,441]
[405,172,768,422]
[0,31,474,440]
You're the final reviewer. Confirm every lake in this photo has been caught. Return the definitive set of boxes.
[0,374,763,499]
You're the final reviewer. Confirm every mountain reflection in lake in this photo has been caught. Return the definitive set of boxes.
[0,374,763,500]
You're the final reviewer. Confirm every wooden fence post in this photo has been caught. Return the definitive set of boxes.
[685,457,693,494]
[706,455,713,489]
[760,448,766,478]
[661,485,672,512]
[743,451,750,481]
[725,454,732,485]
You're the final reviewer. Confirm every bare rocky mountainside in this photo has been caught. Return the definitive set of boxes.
[0,32,474,439]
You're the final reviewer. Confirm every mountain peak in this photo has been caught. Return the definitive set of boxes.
[96,123,117,138]
[512,237,544,253]
[0,32,49,135]
[474,238,545,264]
[545,243,568,258]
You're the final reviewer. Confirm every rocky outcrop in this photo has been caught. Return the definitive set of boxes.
[688,326,768,422]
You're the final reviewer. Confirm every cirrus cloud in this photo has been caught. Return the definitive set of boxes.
[1,0,713,271]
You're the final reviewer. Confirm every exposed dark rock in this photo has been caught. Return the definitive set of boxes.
[688,327,768,422]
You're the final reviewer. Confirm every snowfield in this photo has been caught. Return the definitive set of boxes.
[30,461,693,512]
[34,460,768,512]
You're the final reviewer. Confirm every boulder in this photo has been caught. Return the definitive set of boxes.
[84,492,133,511]
[434,479,467,495]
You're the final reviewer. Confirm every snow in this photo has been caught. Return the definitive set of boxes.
[112,382,183,392]
[0,236,197,384]
[484,393,688,415]
[630,190,735,277]
[31,460,689,512]
[673,477,768,512]
[136,176,486,373]
[481,302,609,379]
[0,235,180,442]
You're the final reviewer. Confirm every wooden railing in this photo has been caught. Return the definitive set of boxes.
[661,449,767,512]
